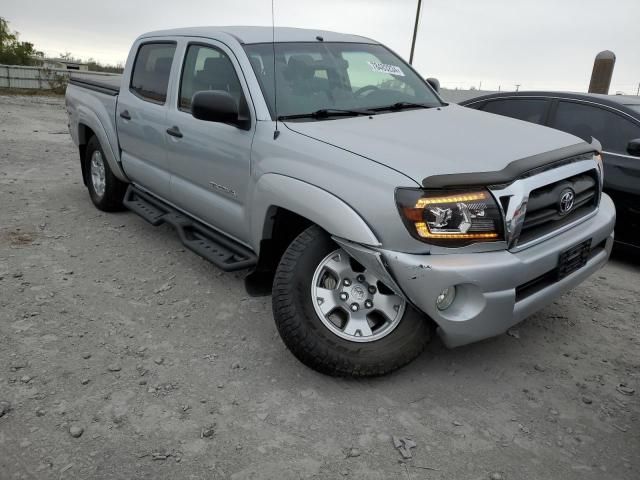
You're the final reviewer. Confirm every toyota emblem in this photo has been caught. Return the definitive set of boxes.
[558,188,575,215]
[351,285,366,302]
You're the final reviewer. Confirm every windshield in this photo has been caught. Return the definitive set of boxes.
[243,42,442,119]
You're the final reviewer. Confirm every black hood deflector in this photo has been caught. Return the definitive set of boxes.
[422,138,601,189]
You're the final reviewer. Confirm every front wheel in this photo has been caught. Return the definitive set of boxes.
[272,225,432,377]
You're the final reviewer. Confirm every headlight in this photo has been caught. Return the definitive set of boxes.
[396,188,504,246]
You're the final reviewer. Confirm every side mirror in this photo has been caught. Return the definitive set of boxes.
[627,138,640,157]
[426,77,440,93]
[191,91,249,129]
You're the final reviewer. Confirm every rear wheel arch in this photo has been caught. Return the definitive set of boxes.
[74,107,128,183]
[78,123,96,186]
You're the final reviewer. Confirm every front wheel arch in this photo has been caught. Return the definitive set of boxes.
[250,174,381,253]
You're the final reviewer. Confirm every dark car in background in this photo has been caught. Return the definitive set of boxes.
[461,92,640,248]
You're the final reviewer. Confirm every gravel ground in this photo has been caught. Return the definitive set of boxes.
[0,94,639,480]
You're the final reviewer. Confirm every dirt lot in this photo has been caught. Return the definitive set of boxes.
[0,94,639,480]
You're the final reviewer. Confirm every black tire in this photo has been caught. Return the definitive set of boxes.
[272,225,432,377]
[85,135,127,211]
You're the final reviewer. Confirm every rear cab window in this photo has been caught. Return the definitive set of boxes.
[481,98,549,124]
[130,42,177,104]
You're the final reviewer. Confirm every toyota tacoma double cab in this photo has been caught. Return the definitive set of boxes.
[66,26,616,376]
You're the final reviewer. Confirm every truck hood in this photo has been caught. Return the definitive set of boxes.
[283,104,586,186]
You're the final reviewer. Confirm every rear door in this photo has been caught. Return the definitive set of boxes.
[548,100,640,196]
[548,99,640,246]
[117,40,178,195]
[164,40,256,243]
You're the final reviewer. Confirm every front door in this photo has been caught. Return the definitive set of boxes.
[117,40,177,195]
[165,41,255,243]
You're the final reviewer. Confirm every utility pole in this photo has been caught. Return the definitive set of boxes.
[637,82,640,96]
[409,0,422,65]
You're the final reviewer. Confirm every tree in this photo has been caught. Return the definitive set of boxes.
[0,17,42,65]
[60,51,82,63]
[86,57,124,74]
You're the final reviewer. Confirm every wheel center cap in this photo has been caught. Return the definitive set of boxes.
[350,285,366,302]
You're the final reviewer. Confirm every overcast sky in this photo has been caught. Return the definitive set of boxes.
[3,0,639,93]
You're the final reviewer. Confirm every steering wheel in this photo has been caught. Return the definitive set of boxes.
[354,85,380,97]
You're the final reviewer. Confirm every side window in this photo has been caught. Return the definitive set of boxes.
[552,101,640,154]
[130,43,176,104]
[179,44,243,112]
[481,99,548,124]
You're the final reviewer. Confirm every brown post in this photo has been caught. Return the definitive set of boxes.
[588,50,615,94]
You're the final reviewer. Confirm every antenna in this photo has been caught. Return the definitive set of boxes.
[409,0,422,65]
[272,0,280,139]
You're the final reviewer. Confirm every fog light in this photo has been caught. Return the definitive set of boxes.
[436,287,456,311]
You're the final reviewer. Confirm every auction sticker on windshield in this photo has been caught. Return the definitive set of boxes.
[367,61,405,77]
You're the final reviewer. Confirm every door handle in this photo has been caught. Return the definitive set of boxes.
[119,110,131,120]
[166,126,183,138]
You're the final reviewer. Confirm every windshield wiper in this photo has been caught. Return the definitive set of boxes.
[370,102,435,112]
[278,108,374,121]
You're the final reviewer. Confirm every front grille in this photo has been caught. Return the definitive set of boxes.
[516,169,599,246]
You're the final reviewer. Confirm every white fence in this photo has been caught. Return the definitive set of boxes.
[0,64,119,90]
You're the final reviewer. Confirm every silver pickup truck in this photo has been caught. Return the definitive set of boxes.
[66,26,616,376]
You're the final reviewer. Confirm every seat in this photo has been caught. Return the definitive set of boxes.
[284,54,331,112]
[285,55,316,94]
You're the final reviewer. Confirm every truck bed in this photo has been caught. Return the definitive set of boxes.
[69,73,121,96]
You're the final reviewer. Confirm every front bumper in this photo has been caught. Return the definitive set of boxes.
[380,194,616,347]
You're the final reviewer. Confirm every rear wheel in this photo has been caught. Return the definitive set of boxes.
[85,136,127,211]
[272,225,432,377]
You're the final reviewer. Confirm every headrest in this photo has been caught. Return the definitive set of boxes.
[203,56,222,72]
[202,56,236,78]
